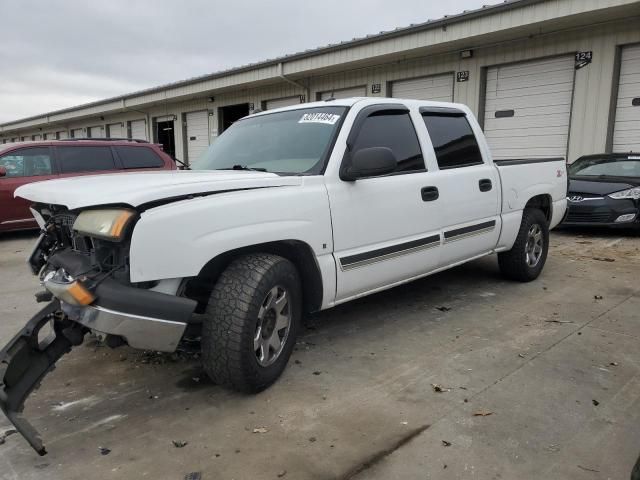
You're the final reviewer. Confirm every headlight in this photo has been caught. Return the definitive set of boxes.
[609,187,640,200]
[73,209,136,241]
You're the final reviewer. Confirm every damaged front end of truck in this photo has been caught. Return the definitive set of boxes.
[0,205,196,455]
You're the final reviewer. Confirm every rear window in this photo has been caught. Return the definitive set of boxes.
[56,146,116,173]
[422,114,484,169]
[115,146,164,169]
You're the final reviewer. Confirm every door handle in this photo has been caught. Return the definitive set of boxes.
[479,179,493,192]
[421,186,439,202]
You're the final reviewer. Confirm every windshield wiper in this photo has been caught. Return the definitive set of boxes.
[220,165,268,172]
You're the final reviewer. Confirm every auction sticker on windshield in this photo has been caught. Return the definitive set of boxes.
[299,113,341,125]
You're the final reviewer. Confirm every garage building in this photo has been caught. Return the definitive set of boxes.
[1,0,639,165]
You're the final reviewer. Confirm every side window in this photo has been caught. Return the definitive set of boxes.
[0,148,52,178]
[56,146,116,173]
[115,146,164,169]
[350,111,424,174]
[422,114,484,169]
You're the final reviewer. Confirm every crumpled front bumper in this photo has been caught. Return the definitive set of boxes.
[0,301,84,455]
[0,249,197,455]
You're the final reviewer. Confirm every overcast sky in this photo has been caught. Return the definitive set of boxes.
[1,0,491,123]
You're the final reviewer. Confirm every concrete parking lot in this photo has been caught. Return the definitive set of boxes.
[0,229,638,480]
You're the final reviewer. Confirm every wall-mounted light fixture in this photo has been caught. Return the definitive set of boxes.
[207,96,215,103]
[460,49,473,59]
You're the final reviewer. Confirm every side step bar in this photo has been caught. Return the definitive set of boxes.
[0,301,85,455]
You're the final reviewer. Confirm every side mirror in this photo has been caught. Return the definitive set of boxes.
[342,147,397,181]
[0,166,6,177]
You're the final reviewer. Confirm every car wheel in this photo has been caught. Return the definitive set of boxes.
[498,208,549,282]
[201,253,301,393]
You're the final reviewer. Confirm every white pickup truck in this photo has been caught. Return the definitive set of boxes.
[1,98,567,454]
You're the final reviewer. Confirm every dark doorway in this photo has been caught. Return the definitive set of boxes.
[219,103,250,132]
[155,120,176,158]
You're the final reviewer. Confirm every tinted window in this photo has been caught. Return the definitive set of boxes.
[422,114,483,169]
[350,111,424,174]
[0,147,52,178]
[115,146,164,169]
[568,157,640,177]
[57,146,116,173]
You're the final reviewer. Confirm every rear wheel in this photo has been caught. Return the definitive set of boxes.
[200,254,301,393]
[498,208,549,282]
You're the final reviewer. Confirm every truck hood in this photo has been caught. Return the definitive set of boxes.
[15,170,304,210]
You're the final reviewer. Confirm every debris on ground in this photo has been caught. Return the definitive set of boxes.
[253,427,269,434]
[435,306,451,312]
[545,444,561,453]
[442,440,452,447]
[431,383,451,393]
[98,446,111,456]
[518,353,527,358]
[277,470,287,477]
[312,371,322,375]
[594,295,604,300]
[577,465,600,473]
[0,429,17,446]
[610,362,619,366]
[473,409,494,417]
[545,319,574,324]
[185,472,202,480]
[309,436,317,442]
[172,440,189,448]
[592,399,600,406]
[592,257,615,262]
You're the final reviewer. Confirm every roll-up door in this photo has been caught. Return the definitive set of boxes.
[71,128,84,139]
[612,44,640,153]
[264,96,302,110]
[185,110,210,163]
[32,134,42,141]
[44,133,56,140]
[391,73,454,101]
[88,126,105,138]
[108,123,123,138]
[319,86,366,100]
[483,56,575,160]
[57,131,68,140]
[129,119,147,140]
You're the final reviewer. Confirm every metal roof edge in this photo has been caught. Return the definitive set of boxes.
[0,0,556,129]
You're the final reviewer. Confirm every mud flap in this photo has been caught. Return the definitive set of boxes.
[0,300,85,455]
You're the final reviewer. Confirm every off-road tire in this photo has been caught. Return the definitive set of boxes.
[201,254,301,393]
[498,208,549,282]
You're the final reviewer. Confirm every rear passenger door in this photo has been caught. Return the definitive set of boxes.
[54,146,120,178]
[419,108,500,266]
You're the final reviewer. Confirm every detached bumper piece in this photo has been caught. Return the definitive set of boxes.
[0,300,85,455]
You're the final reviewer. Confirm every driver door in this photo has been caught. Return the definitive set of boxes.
[325,106,442,302]
[0,147,56,231]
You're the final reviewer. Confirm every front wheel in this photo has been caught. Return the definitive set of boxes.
[200,254,301,393]
[498,208,549,282]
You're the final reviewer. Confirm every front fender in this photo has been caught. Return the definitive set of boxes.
[129,180,333,283]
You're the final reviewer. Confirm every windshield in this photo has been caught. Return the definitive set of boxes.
[568,156,640,178]
[192,106,347,175]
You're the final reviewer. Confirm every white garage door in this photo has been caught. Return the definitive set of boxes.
[108,123,123,138]
[484,56,575,160]
[391,73,454,101]
[185,110,210,163]
[265,96,302,110]
[612,44,640,153]
[89,126,105,138]
[130,119,147,140]
[71,128,84,138]
[57,131,68,140]
[32,134,42,141]
[319,86,366,100]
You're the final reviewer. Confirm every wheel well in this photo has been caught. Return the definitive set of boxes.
[185,240,324,315]
[524,194,552,222]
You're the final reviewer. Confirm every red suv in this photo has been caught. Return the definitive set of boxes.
[0,139,176,232]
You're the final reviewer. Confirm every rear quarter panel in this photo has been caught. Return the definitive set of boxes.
[495,159,568,250]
